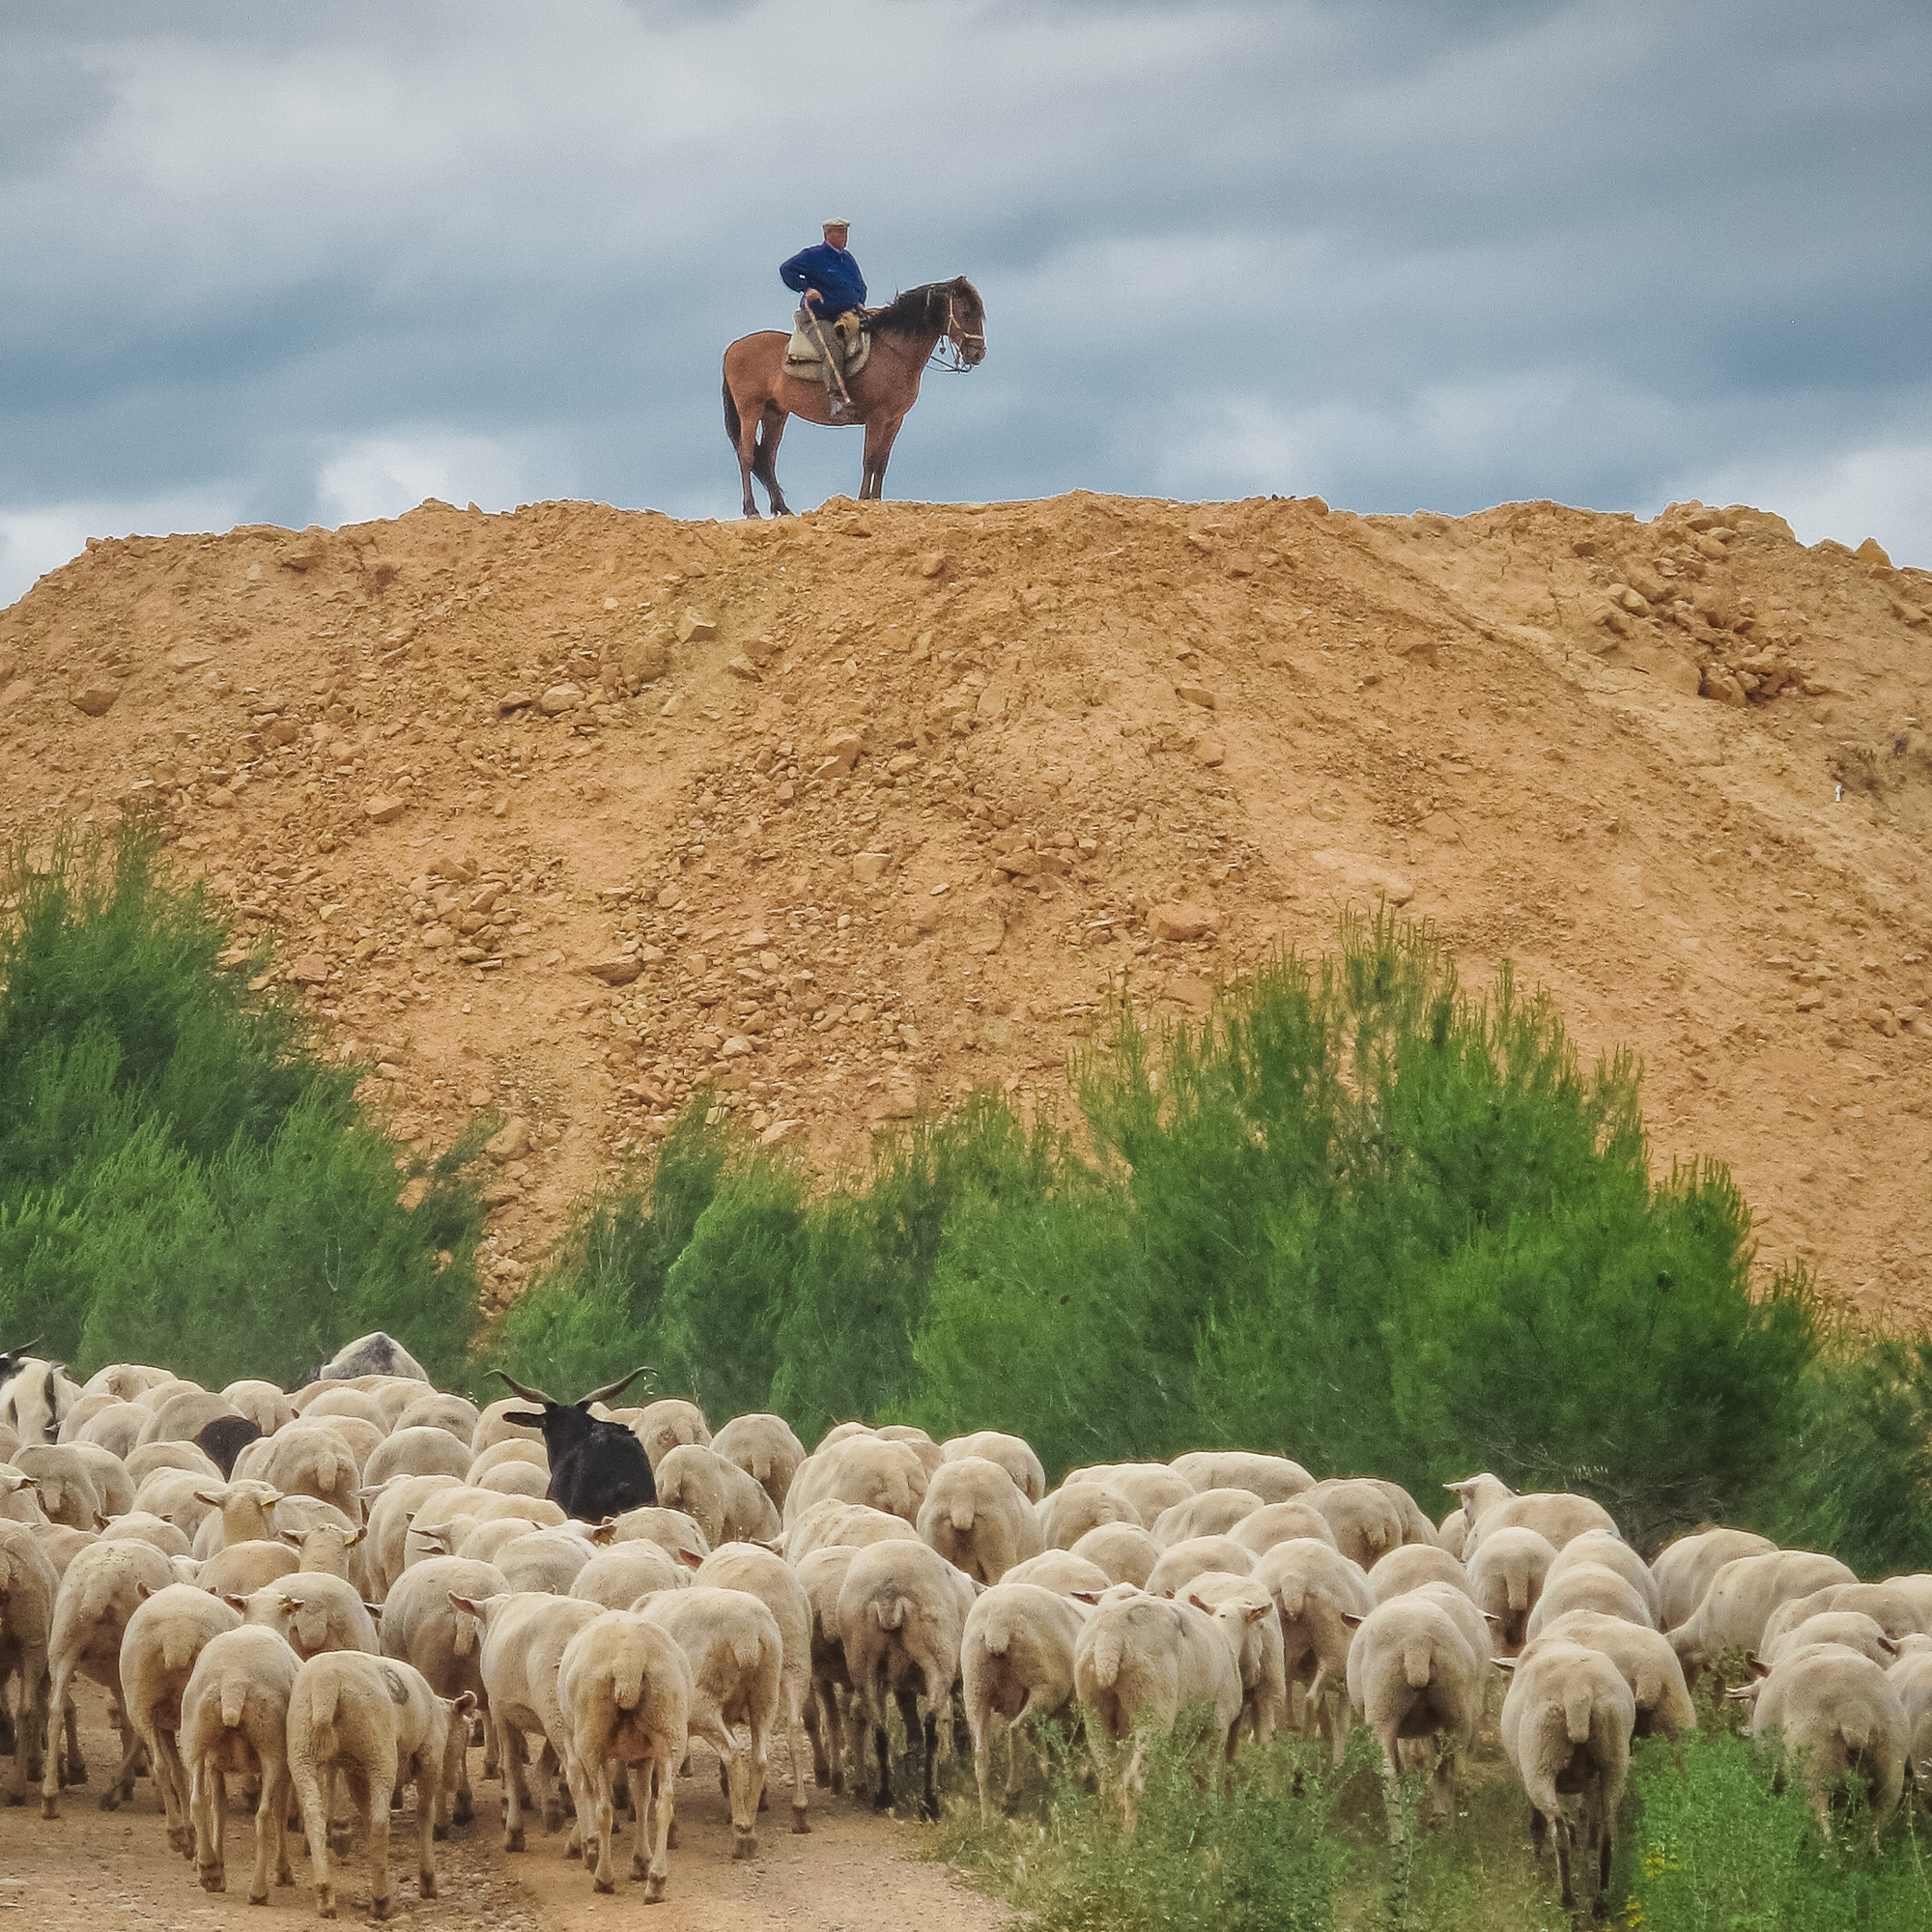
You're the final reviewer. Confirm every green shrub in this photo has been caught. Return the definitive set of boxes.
[0,828,487,1389]
[1626,1729,1931,1929]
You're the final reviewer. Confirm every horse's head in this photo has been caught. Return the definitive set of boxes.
[944,277,986,366]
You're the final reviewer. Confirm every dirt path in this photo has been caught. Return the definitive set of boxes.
[0,1683,1005,1932]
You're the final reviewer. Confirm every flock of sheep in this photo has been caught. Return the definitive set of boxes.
[3,1333,1931,1918]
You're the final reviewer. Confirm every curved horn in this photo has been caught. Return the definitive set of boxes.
[490,1368,555,1406]
[579,1365,651,1409]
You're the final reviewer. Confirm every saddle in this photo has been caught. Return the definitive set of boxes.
[784,308,871,380]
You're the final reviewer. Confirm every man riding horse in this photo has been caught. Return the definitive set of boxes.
[781,219,867,415]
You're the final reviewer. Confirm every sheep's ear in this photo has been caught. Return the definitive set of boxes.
[448,1593,480,1617]
[1724,1684,1753,1700]
[1186,1593,1211,1614]
[364,1604,384,1620]
[221,1593,249,1612]
[193,1490,224,1507]
[1339,1611,1363,1630]
[676,1548,704,1570]
[136,1580,155,1600]
[1243,1601,1270,1624]
[279,1531,303,1548]
[1483,1611,1502,1626]
[590,1522,617,1545]
[450,1690,478,1719]
[750,1538,781,1554]
[1879,1635,1899,1655]
[347,1527,366,1548]
[94,1512,110,1530]
[1745,1652,1772,1680]
[1070,1591,1102,1605]
[1492,1658,1517,1674]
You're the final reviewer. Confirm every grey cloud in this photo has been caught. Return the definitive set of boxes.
[1,0,1928,601]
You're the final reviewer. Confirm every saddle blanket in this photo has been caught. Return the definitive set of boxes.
[784,312,871,380]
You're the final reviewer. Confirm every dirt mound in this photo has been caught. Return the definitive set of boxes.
[3,492,1929,1320]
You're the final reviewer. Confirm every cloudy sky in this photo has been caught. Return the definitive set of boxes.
[3,1,1928,602]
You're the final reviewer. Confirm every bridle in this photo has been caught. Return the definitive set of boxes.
[926,291,984,373]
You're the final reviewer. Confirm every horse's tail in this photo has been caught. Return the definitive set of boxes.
[723,374,742,447]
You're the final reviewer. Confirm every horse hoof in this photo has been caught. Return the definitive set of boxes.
[198,1865,224,1892]
[594,1877,615,1895]
[791,1811,811,1835]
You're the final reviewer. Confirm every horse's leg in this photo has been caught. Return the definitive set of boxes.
[861,415,905,503]
[756,410,792,517]
[734,397,762,520]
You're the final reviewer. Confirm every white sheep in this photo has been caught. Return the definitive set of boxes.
[362,1425,473,1489]
[1068,1521,1161,1589]
[1098,1463,1195,1524]
[1252,1538,1375,1762]
[783,1497,921,1569]
[393,1393,478,1443]
[1466,1525,1559,1655]
[1447,1476,1618,1553]
[838,1536,976,1821]
[379,1554,510,1828]
[1759,1610,1899,1670]
[572,1541,699,1608]
[239,1573,382,1660]
[467,1438,548,1484]
[497,1529,599,1597]
[1072,1589,1245,1818]
[1145,1534,1257,1601]
[1666,1548,1858,1687]
[794,1544,865,1798]
[447,1589,606,1853]
[1230,1498,1339,1557]
[1150,1486,1266,1549]
[1002,1550,1114,1597]
[1303,1478,1405,1569]
[1185,1570,1288,1746]
[60,1441,134,1518]
[636,1584,785,1858]
[556,1609,692,1898]
[692,1540,815,1835]
[961,1580,1090,1819]
[1498,1637,1635,1912]
[653,1442,783,1550]
[1527,1608,1696,1739]
[199,1540,300,1599]
[0,1521,59,1805]
[1651,1524,1777,1630]
[1759,1580,1928,1654]
[1036,1481,1141,1551]
[710,1412,807,1512]
[233,1422,364,1524]
[1169,1450,1314,1502]
[219,1379,298,1438]
[1887,1647,1932,1800]
[1369,1543,1472,1606]
[1523,1562,1655,1641]
[628,1398,711,1473]
[940,1431,1046,1504]
[1734,1642,1907,1840]
[782,1434,929,1528]
[877,1424,947,1481]
[41,1535,175,1814]
[1543,1528,1661,1625]
[1345,1592,1485,1830]
[11,1445,103,1530]
[116,1582,244,1854]
[124,1438,220,1489]
[98,1512,193,1559]
[286,1649,474,1919]
[917,1456,1042,1584]
[179,1624,301,1901]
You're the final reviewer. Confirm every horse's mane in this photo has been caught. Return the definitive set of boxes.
[867,278,980,336]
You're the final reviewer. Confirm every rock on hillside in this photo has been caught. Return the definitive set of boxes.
[2,493,1929,1317]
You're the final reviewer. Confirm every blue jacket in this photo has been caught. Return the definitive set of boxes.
[781,242,867,319]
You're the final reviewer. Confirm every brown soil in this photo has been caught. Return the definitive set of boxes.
[2,492,1930,1320]
[0,1680,1003,1931]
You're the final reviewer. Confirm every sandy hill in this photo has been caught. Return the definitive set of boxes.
[2,491,1930,1321]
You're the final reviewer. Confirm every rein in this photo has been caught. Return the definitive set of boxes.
[871,286,982,373]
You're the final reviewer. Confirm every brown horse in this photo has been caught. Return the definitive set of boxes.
[721,277,985,517]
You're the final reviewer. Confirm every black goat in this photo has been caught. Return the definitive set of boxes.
[491,1366,657,1521]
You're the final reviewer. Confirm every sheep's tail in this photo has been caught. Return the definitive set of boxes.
[1840,1712,1875,1753]
[1564,1687,1594,1747]
[980,1606,1014,1659]
[453,1612,476,1659]
[729,1629,767,1675]
[612,1642,646,1713]
[871,1596,911,1634]
[1403,1639,1434,1690]
[1506,1569,1530,1614]
[1090,1623,1124,1690]
[306,1677,341,1761]
[162,1625,201,1674]
[219,1674,249,1730]
[1276,1581,1307,1622]
[950,1501,975,1533]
